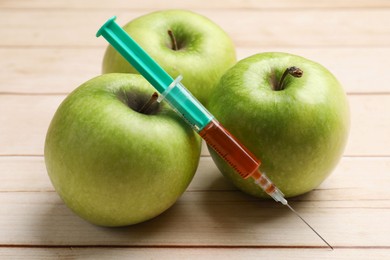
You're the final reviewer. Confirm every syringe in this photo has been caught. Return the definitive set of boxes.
[97,16,333,249]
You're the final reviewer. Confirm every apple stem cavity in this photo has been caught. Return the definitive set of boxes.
[138,92,159,114]
[276,66,303,91]
[168,30,179,51]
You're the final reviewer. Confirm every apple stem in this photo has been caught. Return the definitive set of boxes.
[138,92,159,114]
[276,66,303,91]
[168,30,179,51]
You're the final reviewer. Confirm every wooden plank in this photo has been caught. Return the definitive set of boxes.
[0,189,389,247]
[347,95,390,157]
[0,156,51,192]
[0,9,390,48]
[2,0,390,9]
[1,47,389,94]
[1,248,390,260]
[0,95,65,156]
[0,47,101,95]
[0,156,389,248]
[0,94,388,156]
[1,156,390,204]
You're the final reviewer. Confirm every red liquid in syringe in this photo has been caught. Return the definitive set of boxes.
[199,119,260,179]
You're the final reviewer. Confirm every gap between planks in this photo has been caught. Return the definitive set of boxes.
[0,244,389,249]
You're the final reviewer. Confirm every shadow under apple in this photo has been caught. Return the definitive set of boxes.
[33,177,318,251]
[34,190,235,249]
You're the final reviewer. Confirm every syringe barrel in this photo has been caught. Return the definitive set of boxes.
[199,119,260,179]
[160,77,214,131]
[159,77,260,179]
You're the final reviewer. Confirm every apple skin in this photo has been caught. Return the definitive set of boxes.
[207,52,350,198]
[101,9,236,106]
[44,73,201,227]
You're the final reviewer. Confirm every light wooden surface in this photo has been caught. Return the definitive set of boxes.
[1,1,389,259]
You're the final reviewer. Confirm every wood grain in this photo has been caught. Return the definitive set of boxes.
[1,47,389,94]
[0,248,389,260]
[0,9,389,48]
[0,156,389,249]
[2,0,390,9]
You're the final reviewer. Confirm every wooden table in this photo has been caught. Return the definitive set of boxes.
[1,1,389,259]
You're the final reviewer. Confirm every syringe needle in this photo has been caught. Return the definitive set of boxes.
[285,203,334,250]
[252,172,333,249]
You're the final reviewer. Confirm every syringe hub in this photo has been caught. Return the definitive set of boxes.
[252,171,288,205]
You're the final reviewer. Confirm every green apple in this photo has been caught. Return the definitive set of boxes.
[207,52,350,198]
[101,9,236,106]
[44,73,201,227]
